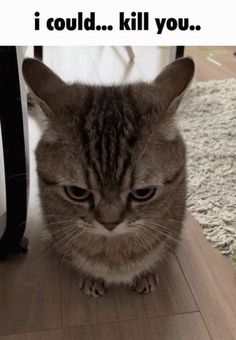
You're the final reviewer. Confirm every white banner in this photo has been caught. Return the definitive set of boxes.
[0,0,235,45]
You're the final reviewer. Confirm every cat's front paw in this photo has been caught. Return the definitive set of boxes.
[130,273,159,294]
[79,276,106,298]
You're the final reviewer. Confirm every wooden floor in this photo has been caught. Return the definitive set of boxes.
[0,46,236,340]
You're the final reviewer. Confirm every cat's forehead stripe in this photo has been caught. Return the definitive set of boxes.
[79,86,141,188]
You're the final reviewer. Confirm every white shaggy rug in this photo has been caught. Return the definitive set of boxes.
[178,79,236,260]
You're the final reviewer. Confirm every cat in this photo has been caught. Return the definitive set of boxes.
[22,56,194,297]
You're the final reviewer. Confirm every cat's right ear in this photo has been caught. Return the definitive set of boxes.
[22,58,66,117]
[153,57,195,115]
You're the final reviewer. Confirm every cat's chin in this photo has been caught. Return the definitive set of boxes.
[86,220,135,237]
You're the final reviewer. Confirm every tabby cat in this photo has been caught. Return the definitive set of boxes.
[22,56,194,297]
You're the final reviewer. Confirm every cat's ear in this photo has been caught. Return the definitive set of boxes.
[149,57,194,140]
[153,57,194,115]
[22,58,66,117]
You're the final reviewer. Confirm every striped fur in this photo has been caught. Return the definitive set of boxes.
[78,85,148,187]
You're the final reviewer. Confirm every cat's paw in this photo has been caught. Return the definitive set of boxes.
[79,277,106,298]
[130,273,159,294]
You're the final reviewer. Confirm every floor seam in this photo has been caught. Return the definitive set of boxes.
[174,248,213,340]
[0,310,203,337]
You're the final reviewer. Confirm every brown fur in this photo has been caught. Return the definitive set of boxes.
[22,57,194,295]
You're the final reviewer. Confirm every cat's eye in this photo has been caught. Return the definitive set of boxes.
[130,187,156,202]
[64,186,91,202]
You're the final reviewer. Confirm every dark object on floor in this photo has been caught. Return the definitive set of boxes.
[0,46,29,260]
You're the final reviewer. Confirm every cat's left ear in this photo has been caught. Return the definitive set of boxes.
[153,57,195,116]
[22,58,67,118]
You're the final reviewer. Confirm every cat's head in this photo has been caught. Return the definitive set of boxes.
[23,57,194,237]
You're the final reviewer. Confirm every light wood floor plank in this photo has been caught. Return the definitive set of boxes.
[0,312,210,340]
[0,329,62,340]
[186,46,236,81]
[61,253,197,327]
[176,214,236,340]
[0,213,61,335]
[62,312,210,340]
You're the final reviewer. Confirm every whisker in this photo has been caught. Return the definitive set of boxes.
[143,222,178,237]
[61,229,86,264]
[46,226,83,246]
[168,217,188,226]
[136,228,159,249]
[139,228,177,253]
[49,226,82,240]
[36,223,84,252]
[145,219,181,235]
[45,219,81,226]
[139,222,182,245]
[47,232,80,260]
[43,214,85,219]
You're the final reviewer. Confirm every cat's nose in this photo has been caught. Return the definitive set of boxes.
[95,198,124,231]
[100,221,119,231]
